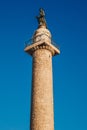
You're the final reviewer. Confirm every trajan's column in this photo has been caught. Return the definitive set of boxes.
[24,8,60,130]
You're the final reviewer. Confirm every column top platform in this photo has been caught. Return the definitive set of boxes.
[24,9,60,56]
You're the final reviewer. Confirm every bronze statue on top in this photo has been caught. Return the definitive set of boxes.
[36,8,47,28]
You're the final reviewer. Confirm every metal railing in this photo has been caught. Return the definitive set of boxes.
[51,40,60,50]
[24,34,60,50]
[24,38,33,47]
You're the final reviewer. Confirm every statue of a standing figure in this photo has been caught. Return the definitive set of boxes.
[36,8,47,28]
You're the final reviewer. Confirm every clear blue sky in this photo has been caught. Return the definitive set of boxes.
[0,0,87,130]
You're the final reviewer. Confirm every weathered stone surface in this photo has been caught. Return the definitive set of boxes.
[24,25,60,130]
[30,49,54,130]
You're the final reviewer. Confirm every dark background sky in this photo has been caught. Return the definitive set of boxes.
[0,0,87,130]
